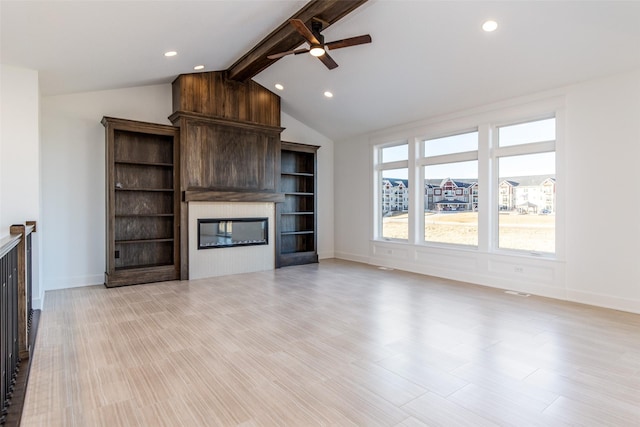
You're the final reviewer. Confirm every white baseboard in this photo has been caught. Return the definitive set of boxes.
[44,274,104,291]
[334,251,370,264]
[318,250,335,260]
[337,252,640,315]
[566,289,640,314]
[383,260,566,300]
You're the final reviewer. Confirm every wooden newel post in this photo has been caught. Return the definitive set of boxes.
[9,221,36,360]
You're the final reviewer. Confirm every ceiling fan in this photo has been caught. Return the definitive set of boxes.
[267,18,372,70]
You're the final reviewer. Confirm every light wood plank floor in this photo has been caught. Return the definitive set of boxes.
[21,259,640,426]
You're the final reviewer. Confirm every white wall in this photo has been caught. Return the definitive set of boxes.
[0,64,41,306]
[0,65,40,231]
[334,69,640,314]
[281,112,335,259]
[40,84,173,295]
[563,70,640,311]
[334,132,371,263]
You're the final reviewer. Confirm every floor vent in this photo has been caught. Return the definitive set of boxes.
[504,290,530,297]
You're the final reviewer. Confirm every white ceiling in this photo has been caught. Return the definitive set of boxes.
[2,1,640,141]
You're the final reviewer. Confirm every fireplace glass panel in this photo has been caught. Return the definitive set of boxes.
[198,218,268,249]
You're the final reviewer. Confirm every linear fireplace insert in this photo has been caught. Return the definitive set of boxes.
[198,217,268,249]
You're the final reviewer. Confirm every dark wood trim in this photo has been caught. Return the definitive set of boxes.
[184,190,286,203]
[277,251,319,268]
[180,201,189,281]
[168,111,284,134]
[9,224,28,358]
[101,116,177,135]
[281,140,321,153]
[226,0,370,81]
[8,223,35,357]
[105,265,178,288]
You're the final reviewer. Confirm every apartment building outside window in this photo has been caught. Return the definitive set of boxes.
[377,143,409,240]
[496,117,556,254]
[421,130,479,246]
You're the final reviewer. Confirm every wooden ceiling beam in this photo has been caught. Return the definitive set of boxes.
[226,0,369,82]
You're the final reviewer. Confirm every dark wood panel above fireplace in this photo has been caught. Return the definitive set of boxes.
[172,72,280,127]
[169,111,283,193]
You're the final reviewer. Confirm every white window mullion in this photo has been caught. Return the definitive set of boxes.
[372,145,381,240]
[494,140,555,158]
[417,138,426,245]
[419,150,478,167]
[477,123,491,252]
[379,159,409,170]
[554,108,566,260]
[408,137,420,245]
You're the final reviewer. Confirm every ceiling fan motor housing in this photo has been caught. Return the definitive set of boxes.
[311,19,325,41]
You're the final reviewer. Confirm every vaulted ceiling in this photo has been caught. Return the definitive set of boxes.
[2,1,640,140]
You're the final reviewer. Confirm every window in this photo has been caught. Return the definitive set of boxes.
[421,131,478,246]
[373,105,559,259]
[495,118,556,254]
[376,143,409,240]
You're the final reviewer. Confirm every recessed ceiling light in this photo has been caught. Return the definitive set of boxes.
[164,51,178,57]
[194,65,205,70]
[324,91,333,98]
[275,83,284,90]
[482,20,498,32]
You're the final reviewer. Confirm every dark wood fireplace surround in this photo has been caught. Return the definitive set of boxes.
[170,71,285,279]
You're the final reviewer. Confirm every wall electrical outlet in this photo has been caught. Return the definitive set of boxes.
[514,266,524,273]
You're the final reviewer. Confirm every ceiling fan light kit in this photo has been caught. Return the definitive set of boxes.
[309,45,326,57]
[267,18,372,69]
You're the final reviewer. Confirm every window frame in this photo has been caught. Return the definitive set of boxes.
[491,115,558,256]
[373,140,410,241]
[417,129,479,248]
[371,97,564,261]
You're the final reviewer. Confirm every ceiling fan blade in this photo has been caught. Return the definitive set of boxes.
[267,48,310,60]
[325,34,372,50]
[290,19,320,45]
[318,51,338,70]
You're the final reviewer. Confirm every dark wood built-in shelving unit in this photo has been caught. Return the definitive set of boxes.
[276,141,319,267]
[102,117,180,287]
